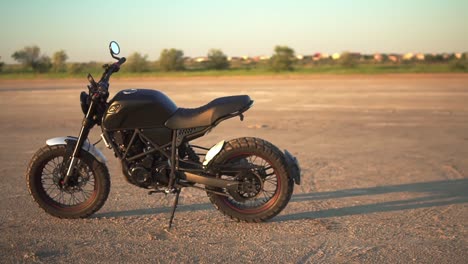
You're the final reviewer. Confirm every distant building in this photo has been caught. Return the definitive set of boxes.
[403,53,414,60]
[374,53,383,62]
[311,53,321,61]
[194,57,209,63]
[388,54,400,63]
[227,56,242,62]
[186,50,461,65]
[415,53,425,61]
[349,52,361,59]
[252,56,272,62]
[301,55,313,62]
[308,53,317,60]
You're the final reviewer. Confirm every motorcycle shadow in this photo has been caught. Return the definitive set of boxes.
[94,179,467,221]
[274,178,468,222]
[94,202,214,219]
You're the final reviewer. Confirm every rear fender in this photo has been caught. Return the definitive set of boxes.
[202,140,225,167]
[283,150,301,185]
[46,136,107,164]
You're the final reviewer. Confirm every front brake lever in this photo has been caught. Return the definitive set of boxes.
[87,73,97,86]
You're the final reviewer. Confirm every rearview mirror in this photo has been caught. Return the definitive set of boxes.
[109,41,120,55]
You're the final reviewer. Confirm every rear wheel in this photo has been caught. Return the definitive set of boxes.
[26,145,110,218]
[207,137,293,222]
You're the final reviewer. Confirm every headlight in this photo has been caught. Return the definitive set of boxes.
[80,91,90,115]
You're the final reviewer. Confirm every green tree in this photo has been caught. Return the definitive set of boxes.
[68,63,86,74]
[52,50,68,72]
[126,52,149,72]
[12,46,40,67]
[35,56,52,73]
[207,49,229,70]
[339,52,358,67]
[270,45,295,71]
[0,57,4,72]
[12,46,51,73]
[159,48,184,71]
[449,59,467,71]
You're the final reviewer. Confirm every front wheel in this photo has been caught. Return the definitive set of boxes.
[26,145,110,218]
[207,137,294,222]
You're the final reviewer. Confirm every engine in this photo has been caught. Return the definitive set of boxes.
[125,158,170,188]
[111,130,170,188]
[109,129,200,189]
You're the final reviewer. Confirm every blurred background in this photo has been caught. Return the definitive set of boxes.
[0,0,467,77]
[1,1,468,263]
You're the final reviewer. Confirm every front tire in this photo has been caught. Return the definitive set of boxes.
[207,137,294,222]
[26,145,110,219]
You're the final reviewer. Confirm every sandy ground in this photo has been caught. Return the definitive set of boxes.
[0,75,467,263]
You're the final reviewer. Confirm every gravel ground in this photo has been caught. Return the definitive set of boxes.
[0,75,467,263]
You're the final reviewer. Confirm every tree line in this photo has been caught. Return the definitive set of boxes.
[1,45,467,74]
[0,45,305,73]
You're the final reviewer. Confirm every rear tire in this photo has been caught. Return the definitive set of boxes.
[26,145,110,219]
[207,137,293,222]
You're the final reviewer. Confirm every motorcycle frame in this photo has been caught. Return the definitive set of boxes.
[45,42,299,228]
[65,97,253,192]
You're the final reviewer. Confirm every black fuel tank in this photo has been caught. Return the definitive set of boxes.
[102,89,178,130]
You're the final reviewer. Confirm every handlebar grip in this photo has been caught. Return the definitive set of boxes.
[97,57,126,87]
[118,57,126,65]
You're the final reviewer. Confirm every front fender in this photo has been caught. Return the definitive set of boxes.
[46,136,107,164]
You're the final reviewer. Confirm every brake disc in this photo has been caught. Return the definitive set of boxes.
[229,170,264,202]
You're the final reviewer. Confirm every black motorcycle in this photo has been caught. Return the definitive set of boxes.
[26,41,300,227]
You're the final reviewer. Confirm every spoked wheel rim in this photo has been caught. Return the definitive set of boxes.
[221,153,281,214]
[38,155,98,210]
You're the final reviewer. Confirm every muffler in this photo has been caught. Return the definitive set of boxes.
[183,172,239,189]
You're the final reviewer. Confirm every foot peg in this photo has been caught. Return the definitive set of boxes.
[147,190,165,195]
[148,187,177,195]
[164,187,178,194]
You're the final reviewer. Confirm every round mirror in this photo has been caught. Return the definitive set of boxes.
[109,41,120,55]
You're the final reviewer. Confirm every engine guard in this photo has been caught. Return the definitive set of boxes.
[284,150,301,185]
[46,136,107,164]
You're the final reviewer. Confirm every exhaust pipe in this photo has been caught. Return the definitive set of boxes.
[183,172,239,189]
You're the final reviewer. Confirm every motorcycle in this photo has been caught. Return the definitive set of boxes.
[26,41,300,227]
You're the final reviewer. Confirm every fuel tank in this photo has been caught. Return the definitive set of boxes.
[102,89,178,131]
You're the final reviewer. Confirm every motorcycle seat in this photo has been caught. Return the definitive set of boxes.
[165,95,252,129]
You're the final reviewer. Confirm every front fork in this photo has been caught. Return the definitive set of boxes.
[63,100,97,186]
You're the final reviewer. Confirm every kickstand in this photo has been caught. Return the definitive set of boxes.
[168,188,181,229]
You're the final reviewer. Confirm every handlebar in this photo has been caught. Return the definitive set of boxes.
[85,41,126,103]
[117,57,126,65]
[102,58,126,81]
[98,57,126,87]
[87,56,126,102]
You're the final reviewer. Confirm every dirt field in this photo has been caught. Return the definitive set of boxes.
[0,75,467,263]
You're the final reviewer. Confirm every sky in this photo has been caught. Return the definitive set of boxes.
[0,0,467,63]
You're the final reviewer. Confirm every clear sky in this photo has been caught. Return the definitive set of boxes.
[0,0,467,63]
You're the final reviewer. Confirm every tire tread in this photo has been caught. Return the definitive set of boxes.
[207,137,293,222]
[26,145,110,219]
